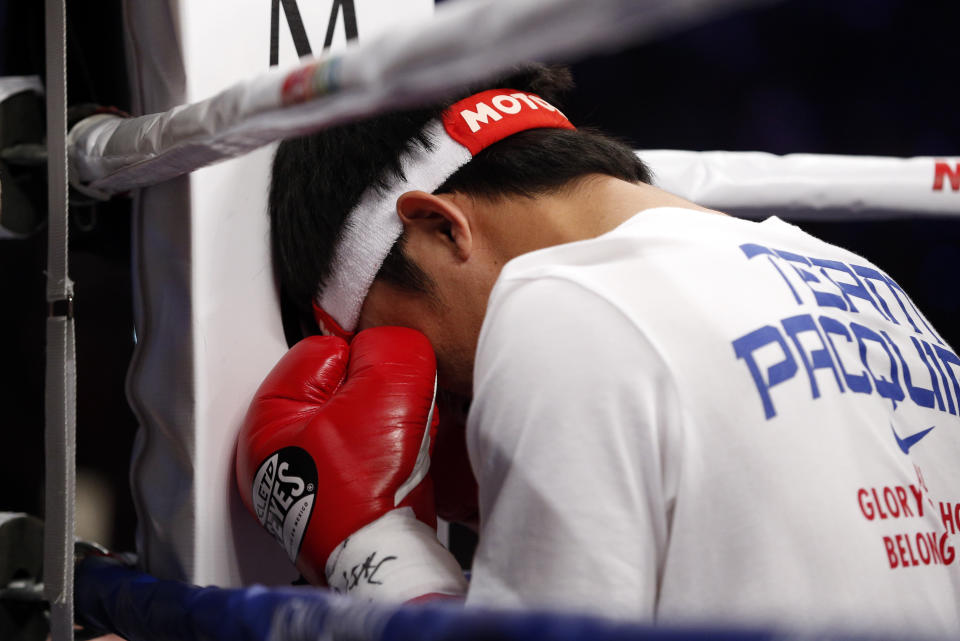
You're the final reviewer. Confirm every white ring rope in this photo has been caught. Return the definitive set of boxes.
[67,0,779,196]
[641,151,960,219]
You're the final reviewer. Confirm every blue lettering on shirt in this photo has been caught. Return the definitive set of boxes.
[732,326,798,419]
[740,243,941,344]
[819,315,872,394]
[734,243,957,420]
[782,313,845,400]
[850,322,904,410]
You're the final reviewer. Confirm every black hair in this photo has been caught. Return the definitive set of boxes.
[269,65,650,341]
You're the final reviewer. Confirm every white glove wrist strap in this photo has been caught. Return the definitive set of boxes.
[325,507,467,601]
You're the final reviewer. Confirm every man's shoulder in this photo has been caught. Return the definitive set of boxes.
[469,265,673,437]
[491,207,668,283]
[482,268,628,344]
[474,269,666,392]
[494,206,792,282]
[477,208,703,353]
[482,208,730,330]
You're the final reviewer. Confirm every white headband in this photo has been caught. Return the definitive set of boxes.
[314,120,471,337]
[313,89,574,339]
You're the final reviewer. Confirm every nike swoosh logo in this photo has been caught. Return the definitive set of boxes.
[891,423,935,455]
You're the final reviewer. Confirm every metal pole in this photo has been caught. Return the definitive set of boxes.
[44,0,77,639]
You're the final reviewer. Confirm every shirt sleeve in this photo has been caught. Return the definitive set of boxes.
[464,275,682,620]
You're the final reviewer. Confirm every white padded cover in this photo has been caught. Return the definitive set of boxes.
[124,0,433,586]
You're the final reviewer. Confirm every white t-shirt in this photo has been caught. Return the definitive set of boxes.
[464,207,960,637]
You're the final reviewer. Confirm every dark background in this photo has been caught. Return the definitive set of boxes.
[1,0,957,556]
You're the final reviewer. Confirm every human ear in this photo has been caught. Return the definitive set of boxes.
[396,190,472,260]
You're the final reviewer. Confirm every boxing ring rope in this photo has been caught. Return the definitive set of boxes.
[66,6,959,216]
[641,151,959,219]
[78,556,893,641]
[67,0,780,197]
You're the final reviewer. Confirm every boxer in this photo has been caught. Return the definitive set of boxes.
[239,65,960,635]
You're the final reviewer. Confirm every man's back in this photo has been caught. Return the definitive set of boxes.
[466,207,960,636]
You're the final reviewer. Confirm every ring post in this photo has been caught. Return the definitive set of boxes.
[44,0,77,639]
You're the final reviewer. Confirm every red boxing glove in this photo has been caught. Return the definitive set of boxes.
[236,327,440,587]
[433,390,480,527]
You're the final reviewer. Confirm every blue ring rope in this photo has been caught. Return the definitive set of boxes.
[74,556,904,641]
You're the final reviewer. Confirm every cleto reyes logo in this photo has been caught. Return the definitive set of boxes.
[252,447,318,563]
[443,88,575,156]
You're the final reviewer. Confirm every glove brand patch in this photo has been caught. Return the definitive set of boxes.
[252,447,318,563]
